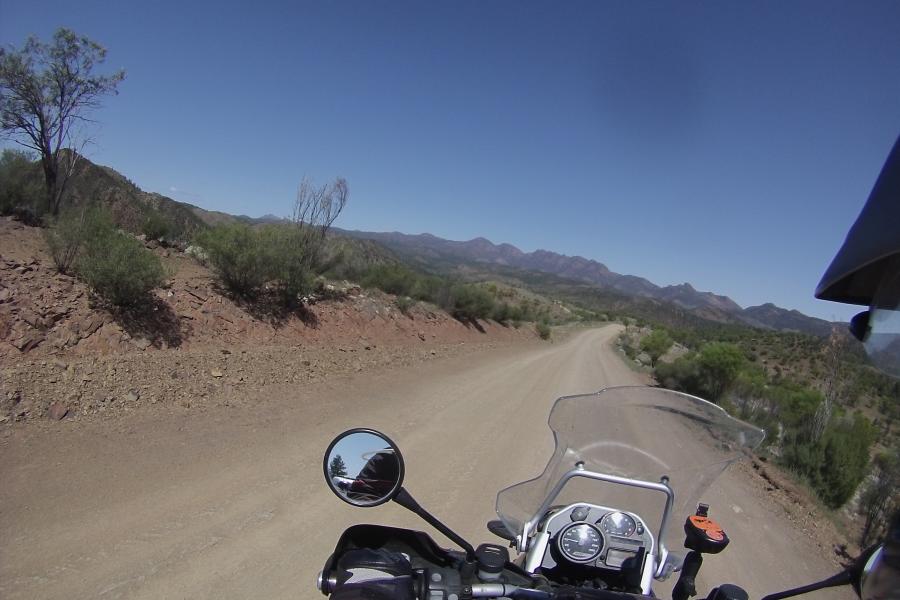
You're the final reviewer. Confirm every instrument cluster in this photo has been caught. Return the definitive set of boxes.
[540,504,651,572]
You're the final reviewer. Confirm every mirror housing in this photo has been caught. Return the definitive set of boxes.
[323,428,405,507]
[849,311,871,342]
[322,427,479,561]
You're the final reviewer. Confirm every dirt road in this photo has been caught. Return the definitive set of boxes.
[1,326,844,599]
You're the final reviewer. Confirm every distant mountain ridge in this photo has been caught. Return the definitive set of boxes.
[337,229,840,336]
[51,155,838,337]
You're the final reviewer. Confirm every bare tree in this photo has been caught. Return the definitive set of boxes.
[290,176,348,268]
[267,177,349,306]
[0,29,125,215]
[812,329,845,442]
[292,177,348,236]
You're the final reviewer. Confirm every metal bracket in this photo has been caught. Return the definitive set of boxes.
[519,463,675,578]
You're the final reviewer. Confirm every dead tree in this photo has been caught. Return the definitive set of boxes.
[290,176,349,270]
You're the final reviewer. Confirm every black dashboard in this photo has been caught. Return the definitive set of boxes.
[536,504,653,573]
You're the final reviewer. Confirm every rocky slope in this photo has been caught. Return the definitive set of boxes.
[0,217,536,423]
[10,154,839,337]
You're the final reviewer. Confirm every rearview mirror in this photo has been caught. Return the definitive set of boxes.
[323,428,405,507]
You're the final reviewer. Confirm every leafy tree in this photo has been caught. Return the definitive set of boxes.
[0,29,125,215]
[817,414,875,508]
[640,329,673,366]
[771,383,823,431]
[655,354,703,396]
[697,342,746,401]
[329,454,348,478]
[859,449,900,546]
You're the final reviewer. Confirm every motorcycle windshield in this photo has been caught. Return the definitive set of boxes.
[496,386,765,557]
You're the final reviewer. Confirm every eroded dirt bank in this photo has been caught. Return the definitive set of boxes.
[0,216,536,423]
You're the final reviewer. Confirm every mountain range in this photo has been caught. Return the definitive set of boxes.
[56,155,839,337]
[335,229,839,337]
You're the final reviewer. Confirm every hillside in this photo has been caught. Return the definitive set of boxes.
[742,303,836,338]
[338,228,842,336]
[5,154,843,338]
[0,216,539,422]
[64,158,207,240]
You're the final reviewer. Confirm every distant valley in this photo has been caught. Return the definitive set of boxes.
[336,229,840,337]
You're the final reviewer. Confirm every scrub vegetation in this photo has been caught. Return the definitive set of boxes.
[646,323,899,537]
[44,204,166,306]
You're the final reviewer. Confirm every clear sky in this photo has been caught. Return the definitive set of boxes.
[3,1,899,321]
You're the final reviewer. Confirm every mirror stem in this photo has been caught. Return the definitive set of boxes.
[760,570,851,600]
[393,488,477,562]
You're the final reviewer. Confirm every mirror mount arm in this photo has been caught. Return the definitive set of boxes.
[760,570,852,600]
[393,487,477,563]
[760,542,882,600]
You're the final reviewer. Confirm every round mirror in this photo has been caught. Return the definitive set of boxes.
[323,428,405,507]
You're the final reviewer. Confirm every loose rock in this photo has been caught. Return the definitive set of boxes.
[47,401,69,420]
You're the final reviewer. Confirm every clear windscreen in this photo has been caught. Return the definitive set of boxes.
[496,386,765,560]
[864,258,900,377]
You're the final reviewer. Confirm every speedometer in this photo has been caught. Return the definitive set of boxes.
[557,523,603,563]
[600,512,637,537]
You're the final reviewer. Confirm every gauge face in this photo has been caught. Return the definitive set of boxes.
[600,512,637,537]
[557,523,603,563]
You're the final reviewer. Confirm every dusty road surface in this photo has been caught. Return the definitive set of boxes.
[1,326,844,599]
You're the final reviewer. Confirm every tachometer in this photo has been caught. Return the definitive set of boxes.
[599,512,637,537]
[557,522,603,563]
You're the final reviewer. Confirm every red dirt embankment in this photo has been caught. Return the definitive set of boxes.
[0,217,536,423]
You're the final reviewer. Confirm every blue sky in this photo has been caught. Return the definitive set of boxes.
[3,1,899,321]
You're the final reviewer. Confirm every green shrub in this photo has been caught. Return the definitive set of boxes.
[195,224,269,297]
[44,204,115,274]
[859,450,900,546]
[413,276,450,303]
[0,149,44,219]
[696,342,746,401]
[261,225,318,306]
[77,227,166,306]
[781,412,875,508]
[654,354,702,394]
[396,296,414,316]
[492,302,512,324]
[362,264,419,297]
[141,209,173,241]
[536,321,551,340]
[640,329,673,366]
[194,223,330,306]
[449,285,495,321]
[510,303,536,323]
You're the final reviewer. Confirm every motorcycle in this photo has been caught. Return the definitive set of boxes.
[316,386,893,600]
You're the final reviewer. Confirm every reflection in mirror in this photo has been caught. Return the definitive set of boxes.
[323,429,404,507]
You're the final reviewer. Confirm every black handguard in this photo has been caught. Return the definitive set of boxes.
[330,548,416,600]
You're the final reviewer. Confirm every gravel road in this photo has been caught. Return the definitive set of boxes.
[0,325,845,599]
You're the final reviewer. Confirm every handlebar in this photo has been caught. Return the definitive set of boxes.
[470,583,656,599]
